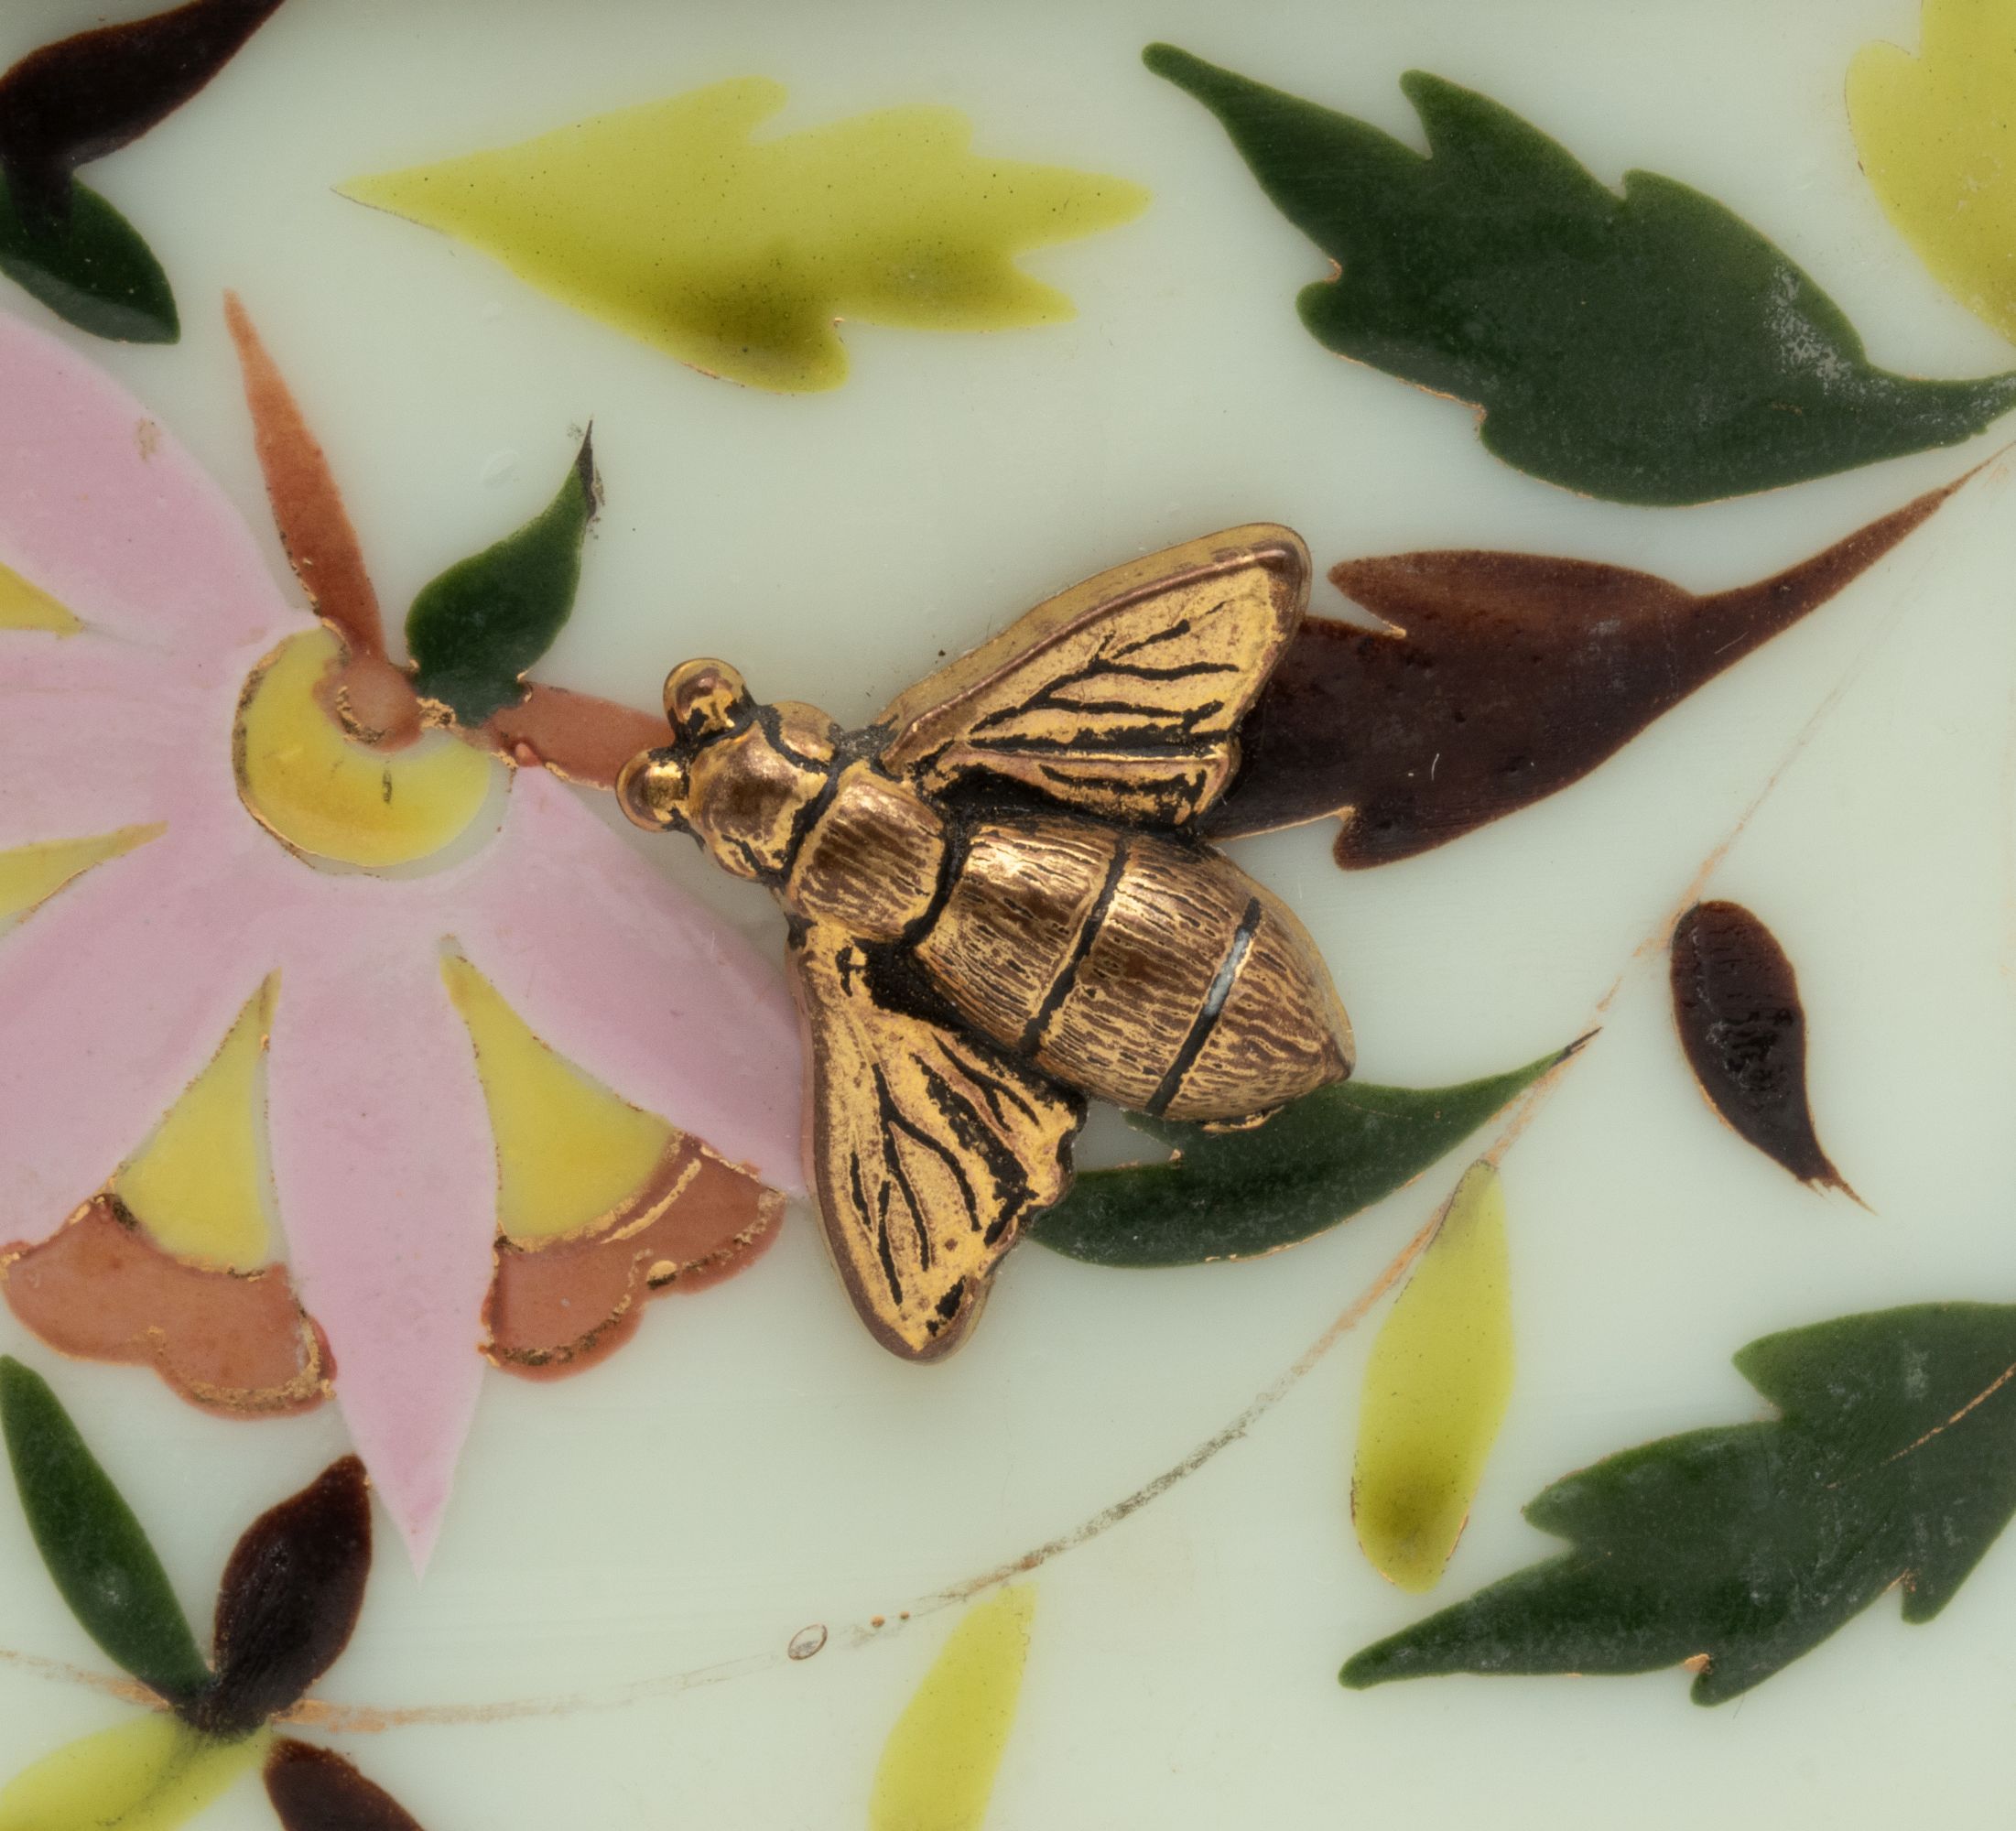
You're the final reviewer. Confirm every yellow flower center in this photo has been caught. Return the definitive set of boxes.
[233,627,493,867]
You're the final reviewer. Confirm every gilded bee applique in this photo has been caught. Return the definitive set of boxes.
[619,527,1351,1359]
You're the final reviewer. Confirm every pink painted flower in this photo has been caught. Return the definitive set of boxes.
[0,308,803,1561]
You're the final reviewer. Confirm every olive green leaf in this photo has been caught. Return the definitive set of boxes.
[341,77,1149,393]
[0,175,176,342]
[1353,1162,1514,1594]
[0,1356,211,1705]
[406,433,599,726]
[1144,44,2016,505]
[1027,1045,1573,1268]
[1343,1303,2016,1704]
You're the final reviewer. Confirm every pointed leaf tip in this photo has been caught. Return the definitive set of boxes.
[266,1739,428,1831]
[0,1357,211,1704]
[1352,1161,1514,1592]
[0,1714,267,1831]
[0,176,177,341]
[1209,478,1963,859]
[340,79,1146,391]
[1670,900,1855,1198]
[406,436,600,727]
[871,1589,1035,1831]
[194,1456,371,1736]
[1151,51,2016,503]
[1341,1303,2016,1700]
[1027,1046,1566,1267]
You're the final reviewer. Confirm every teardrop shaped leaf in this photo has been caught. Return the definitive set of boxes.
[0,1715,267,1831]
[1026,1045,1573,1267]
[0,0,286,222]
[0,1357,211,1705]
[406,435,597,726]
[0,174,176,342]
[1669,901,1852,1197]
[1208,477,1961,861]
[1353,1161,1514,1592]
[193,1457,371,1737]
[265,1739,427,1831]
[1342,1303,2016,1704]
[341,78,1148,393]
[1849,0,2016,346]
[1144,44,2016,504]
[871,1588,1034,1831]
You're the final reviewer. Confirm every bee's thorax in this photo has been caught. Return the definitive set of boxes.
[782,760,949,939]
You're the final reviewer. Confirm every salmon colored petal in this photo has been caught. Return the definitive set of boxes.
[266,929,495,1567]
[486,1138,783,1379]
[0,309,293,655]
[0,838,276,1237]
[458,768,805,1194]
[0,1197,331,1417]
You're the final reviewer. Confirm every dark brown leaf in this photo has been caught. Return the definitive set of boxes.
[190,1456,371,1737]
[1208,474,1963,864]
[1669,900,1853,1197]
[0,0,286,223]
[265,1739,427,1831]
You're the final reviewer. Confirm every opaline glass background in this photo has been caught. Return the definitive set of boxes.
[3,1,2012,1825]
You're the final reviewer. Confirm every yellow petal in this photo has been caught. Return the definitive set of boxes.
[0,1715,267,1831]
[342,79,1149,393]
[442,954,675,1245]
[871,1588,1034,1831]
[0,560,81,634]
[115,979,276,1272]
[1848,0,2016,343]
[0,826,162,923]
[1353,1160,1514,1593]
[234,628,493,868]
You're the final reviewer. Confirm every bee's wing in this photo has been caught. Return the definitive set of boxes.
[873,525,1308,829]
[789,923,1083,1360]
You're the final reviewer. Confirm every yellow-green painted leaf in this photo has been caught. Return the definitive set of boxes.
[871,1588,1034,1831]
[1850,0,2016,345]
[341,79,1148,392]
[0,1715,266,1831]
[1353,1161,1513,1593]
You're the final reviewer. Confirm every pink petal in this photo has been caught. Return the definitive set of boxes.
[0,671,192,849]
[0,834,276,1235]
[458,768,805,1194]
[266,921,496,1567]
[0,309,295,655]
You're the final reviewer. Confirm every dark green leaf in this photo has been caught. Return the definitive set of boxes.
[0,173,176,342]
[0,1356,210,1704]
[191,1457,372,1738]
[1027,1046,1572,1267]
[1342,1303,2016,1704]
[1144,45,2016,505]
[406,433,599,725]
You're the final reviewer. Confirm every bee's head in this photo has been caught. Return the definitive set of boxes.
[619,659,836,884]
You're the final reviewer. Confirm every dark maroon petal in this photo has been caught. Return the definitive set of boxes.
[190,1456,371,1735]
[0,0,286,221]
[265,1739,428,1831]
[1670,901,1853,1197]
[1209,475,1962,865]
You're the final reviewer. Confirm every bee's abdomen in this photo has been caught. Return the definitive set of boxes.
[916,814,1352,1121]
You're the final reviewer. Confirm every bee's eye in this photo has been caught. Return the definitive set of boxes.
[617,748,690,833]
[664,659,751,744]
